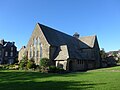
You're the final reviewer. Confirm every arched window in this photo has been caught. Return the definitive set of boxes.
[40,43,42,58]
[30,45,32,58]
[38,37,41,48]
[34,38,37,48]
[33,38,38,58]
[37,37,42,58]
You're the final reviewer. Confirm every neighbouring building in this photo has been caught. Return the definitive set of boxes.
[0,39,17,64]
[18,23,101,71]
[107,50,120,58]
[18,46,26,62]
[105,50,119,66]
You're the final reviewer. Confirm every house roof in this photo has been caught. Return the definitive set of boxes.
[37,23,97,60]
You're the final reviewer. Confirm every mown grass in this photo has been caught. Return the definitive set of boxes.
[0,66,120,90]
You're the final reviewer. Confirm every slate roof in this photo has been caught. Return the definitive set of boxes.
[38,23,97,60]
[39,23,80,47]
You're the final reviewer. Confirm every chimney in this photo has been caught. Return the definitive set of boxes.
[0,39,4,45]
[73,32,80,39]
[12,42,15,45]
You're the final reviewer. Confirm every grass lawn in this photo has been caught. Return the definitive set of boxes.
[0,66,120,90]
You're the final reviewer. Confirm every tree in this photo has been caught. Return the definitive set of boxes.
[118,58,120,63]
[40,58,50,67]
[40,58,50,73]
[113,52,117,57]
[27,58,36,69]
[100,48,107,59]
[19,56,28,70]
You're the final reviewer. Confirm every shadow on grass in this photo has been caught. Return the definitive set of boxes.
[0,71,90,81]
[0,71,106,90]
[0,80,106,90]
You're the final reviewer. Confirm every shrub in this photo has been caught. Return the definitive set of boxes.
[40,66,49,73]
[58,68,65,73]
[27,59,36,70]
[49,66,65,73]
[40,58,50,67]
[36,65,41,72]
[9,65,15,70]
[0,65,2,69]
[49,66,58,73]
[40,58,50,73]
[19,56,28,70]
[3,65,9,70]
[19,61,25,70]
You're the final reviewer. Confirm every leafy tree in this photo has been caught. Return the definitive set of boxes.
[27,58,36,69]
[100,48,107,59]
[113,52,117,57]
[40,58,50,73]
[19,56,28,70]
[118,58,120,63]
[40,58,50,67]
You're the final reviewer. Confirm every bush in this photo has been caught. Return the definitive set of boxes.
[40,58,50,67]
[19,56,28,70]
[19,60,27,70]
[0,65,2,69]
[27,59,36,70]
[9,65,15,70]
[58,68,65,73]
[3,65,9,70]
[40,66,49,73]
[36,65,41,72]
[40,58,50,73]
[49,66,65,73]
[19,61,25,69]
[48,66,57,73]
[0,65,10,70]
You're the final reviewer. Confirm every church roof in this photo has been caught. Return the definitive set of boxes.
[79,35,96,48]
[38,23,79,46]
[37,23,98,60]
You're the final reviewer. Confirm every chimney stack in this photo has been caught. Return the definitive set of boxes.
[73,32,80,39]
[0,39,4,45]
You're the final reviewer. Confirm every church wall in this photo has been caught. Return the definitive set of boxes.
[26,24,50,65]
[56,60,67,70]
[18,46,26,62]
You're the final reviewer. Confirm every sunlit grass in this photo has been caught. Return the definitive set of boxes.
[0,66,120,90]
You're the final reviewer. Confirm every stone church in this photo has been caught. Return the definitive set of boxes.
[18,23,101,71]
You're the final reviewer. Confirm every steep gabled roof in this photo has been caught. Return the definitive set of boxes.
[79,35,96,48]
[38,23,83,59]
[33,23,99,60]
[38,23,80,47]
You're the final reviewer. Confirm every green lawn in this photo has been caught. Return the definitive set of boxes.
[0,66,120,90]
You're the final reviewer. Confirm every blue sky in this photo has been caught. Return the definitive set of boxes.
[0,0,120,52]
